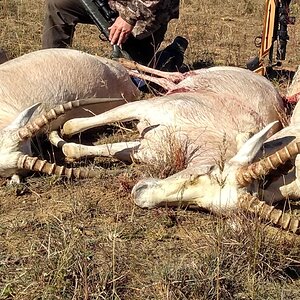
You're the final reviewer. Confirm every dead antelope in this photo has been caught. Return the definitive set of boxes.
[0,48,140,182]
[252,66,300,205]
[50,66,300,233]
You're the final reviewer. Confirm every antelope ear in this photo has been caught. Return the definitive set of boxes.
[5,103,41,130]
[230,121,279,165]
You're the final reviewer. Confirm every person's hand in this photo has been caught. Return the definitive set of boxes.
[108,16,134,46]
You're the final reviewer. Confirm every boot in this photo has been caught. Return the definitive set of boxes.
[154,36,189,72]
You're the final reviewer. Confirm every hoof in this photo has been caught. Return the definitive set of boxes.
[62,143,84,160]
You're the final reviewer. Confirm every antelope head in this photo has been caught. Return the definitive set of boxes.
[132,122,277,209]
[0,100,98,183]
[0,103,40,180]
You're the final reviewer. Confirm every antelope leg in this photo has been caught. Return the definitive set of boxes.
[119,58,185,83]
[49,130,140,162]
[62,100,147,136]
[127,70,177,91]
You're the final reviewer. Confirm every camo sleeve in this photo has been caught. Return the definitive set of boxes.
[109,0,179,39]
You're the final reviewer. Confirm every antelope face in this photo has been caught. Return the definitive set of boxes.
[132,161,244,213]
[0,103,40,178]
[132,121,280,212]
[0,130,25,178]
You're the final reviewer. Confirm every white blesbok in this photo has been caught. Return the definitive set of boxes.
[50,66,300,233]
[252,66,300,204]
[0,48,140,182]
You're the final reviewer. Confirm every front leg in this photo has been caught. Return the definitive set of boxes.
[49,130,140,162]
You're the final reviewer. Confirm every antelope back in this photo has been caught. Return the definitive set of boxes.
[0,48,140,130]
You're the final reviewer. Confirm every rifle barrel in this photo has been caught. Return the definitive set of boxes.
[79,0,110,39]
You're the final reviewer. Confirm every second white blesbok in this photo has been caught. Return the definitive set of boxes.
[52,66,300,232]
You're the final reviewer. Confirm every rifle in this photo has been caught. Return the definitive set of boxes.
[246,0,295,76]
[79,0,132,59]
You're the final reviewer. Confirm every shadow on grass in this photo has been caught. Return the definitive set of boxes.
[265,67,295,83]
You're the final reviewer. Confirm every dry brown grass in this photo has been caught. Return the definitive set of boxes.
[1,0,300,299]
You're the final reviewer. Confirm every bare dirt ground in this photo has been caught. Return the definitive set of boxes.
[1,0,300,299]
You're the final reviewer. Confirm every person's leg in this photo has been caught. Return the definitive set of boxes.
[0,48,8,64]
[42,0,93,48]
[122,24,168,66]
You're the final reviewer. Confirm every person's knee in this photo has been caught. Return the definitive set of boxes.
[45,0,76,12]
[45,0,90,25]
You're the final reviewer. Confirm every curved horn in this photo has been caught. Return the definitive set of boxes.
[16,98,124,140]
[237,141,300,187]
[238,193,299,234]
[17,154,97,179]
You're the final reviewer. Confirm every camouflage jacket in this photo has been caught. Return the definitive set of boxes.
[109,0,179,39]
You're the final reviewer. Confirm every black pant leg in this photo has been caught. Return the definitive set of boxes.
[42,0,93,48]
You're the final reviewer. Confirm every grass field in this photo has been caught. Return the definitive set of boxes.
[1,0,300,299]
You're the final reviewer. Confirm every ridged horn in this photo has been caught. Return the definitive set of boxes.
[237,141,300,187]
[17,154,97,179]
[238,193,300,234]
[16,98,124,140]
